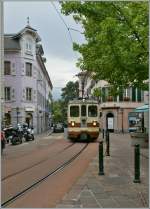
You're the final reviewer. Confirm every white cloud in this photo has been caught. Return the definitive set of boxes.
[45,55,79,99]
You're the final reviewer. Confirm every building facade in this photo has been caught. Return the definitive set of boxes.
[77,72,148,133]
[3,24,53,134]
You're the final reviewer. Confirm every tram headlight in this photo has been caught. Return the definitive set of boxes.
[71,121,75,127]
[92,121,97,126]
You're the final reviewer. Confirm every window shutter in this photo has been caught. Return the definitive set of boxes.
[23,88,26,99]
[137,89,141,102]
[22,63,25,76]
[33,65,36,78]
[33,90,36,100]
[11,63,16,75]
[11,88,15,99]
[132,87,136,102]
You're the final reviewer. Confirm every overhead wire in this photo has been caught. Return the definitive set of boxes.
[50,1,79,59]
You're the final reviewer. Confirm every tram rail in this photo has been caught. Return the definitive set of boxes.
[2,142,74,181]
[2,143,88,207]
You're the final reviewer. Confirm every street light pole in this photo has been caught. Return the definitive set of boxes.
[0,2,5,128]
[36,79,42,134]
[120,108,124,133]
[16,107,20,124]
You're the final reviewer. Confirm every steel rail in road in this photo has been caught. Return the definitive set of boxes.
[2,143,88,207]
[2,142,75,181]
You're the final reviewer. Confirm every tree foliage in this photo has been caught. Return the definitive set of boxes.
[61,1,148,92]
[61,81,79,103]
[52,100,64,123]
[52,81,79,123]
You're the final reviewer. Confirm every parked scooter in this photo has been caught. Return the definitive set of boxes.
[23,124,34,141]
[11,125,23,145]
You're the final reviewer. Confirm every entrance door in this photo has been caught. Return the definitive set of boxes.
[106,113,114,132]
[25,113,33,127]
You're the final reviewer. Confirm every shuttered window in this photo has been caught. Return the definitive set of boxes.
[26,88,32,101]
[119,88,123,102]
[4,61,11,75]
[26,63,32,77]
[132,87,136,102]
[137,89,141,102]
[5,87,11,100]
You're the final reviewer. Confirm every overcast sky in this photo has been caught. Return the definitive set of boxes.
[4,1,85,100]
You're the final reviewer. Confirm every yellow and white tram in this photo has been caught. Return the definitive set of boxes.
[67,99,99,141]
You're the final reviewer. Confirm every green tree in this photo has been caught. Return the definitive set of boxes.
[61,81,79,103]
[92,87,102,102]
[61,1,148,92]
[61,81,79,122]
[52,100,64,123]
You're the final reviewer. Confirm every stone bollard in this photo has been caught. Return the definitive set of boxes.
[98,141,104,175]
[106,130,110,156]
[133,144,141,183]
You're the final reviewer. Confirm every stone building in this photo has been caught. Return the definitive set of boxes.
[3,23,53,134]
[77,71,148,133]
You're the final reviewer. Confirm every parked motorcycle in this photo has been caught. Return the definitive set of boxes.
[23,125,34,141]
[10,126,23,145]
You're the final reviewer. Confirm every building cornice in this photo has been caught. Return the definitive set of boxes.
[36,54,53,90]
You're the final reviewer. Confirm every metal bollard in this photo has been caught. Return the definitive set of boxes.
[98,141,104,175]
[133,144,141,183]
[102,129,105,139]
[106,130,110,156]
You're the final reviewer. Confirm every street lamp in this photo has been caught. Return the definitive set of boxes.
[36,79,42,134]
[120,108,124,133]
[77,71,87,99]
[16,107,20,124]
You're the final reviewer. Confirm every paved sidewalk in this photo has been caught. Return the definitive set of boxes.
[57,133,149,208]
[34,128,53,139]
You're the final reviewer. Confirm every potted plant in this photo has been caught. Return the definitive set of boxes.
[124,96,130,101]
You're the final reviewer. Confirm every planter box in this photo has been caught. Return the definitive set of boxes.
[130,132,149,148]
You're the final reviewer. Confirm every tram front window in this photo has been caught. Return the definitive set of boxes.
[81,105,86,117]
[70,106,79,117]
[88,105,97,117]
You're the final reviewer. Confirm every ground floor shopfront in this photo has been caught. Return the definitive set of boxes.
[4,105,51,134]
[99,102,145,133]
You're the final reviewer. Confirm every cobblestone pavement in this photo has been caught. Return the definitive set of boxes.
[56,133,149,208]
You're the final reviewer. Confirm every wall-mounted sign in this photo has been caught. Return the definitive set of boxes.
[25,107,35,112]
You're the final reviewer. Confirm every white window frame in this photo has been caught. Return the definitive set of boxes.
[26,87,32,101]
[5,87,11,101]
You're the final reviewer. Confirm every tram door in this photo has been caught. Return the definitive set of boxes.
[106,113,114,132]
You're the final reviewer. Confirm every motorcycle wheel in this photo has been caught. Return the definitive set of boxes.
[32,135,35,140]
[11,138,17,145]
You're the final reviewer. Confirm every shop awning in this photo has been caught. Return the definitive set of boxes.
[134,104,149,113]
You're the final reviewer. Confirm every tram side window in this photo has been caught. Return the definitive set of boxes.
[88,106,97,117]
[70,106,79,117]
[81,105,86,117]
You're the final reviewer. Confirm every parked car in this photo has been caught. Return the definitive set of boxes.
[53,123,64,133]
[128,127,138,132]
